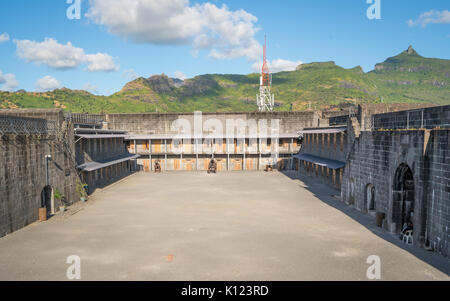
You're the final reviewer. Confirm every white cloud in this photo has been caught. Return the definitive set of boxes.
[0,32,10,43]
[35,75,63,92]
[407,10,450,28]
[85,53,119,72]
[0,70,19,91]
[123,69,138,80]
[82,83,98,94]
[14,38,119,71]
[252,59,303,73]
[86,0,261,61]
[173,71,187,80]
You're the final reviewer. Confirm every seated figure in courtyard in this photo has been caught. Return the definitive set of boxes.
[207,159,217,174]
[154,160,162,173]
[400,212,414,240]
[264,164,273,172]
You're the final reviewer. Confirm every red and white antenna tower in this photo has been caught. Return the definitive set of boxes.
[257,35,275,112]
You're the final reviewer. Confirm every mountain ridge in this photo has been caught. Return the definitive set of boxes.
[1,46,448,113]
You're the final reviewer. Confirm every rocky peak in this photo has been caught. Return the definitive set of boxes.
[146,74,177,94]
[120,77,148,93]
[404,45,420,56]
[119,74,180,94]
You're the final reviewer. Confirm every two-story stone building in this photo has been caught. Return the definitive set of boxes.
[125,133,301,172]
[75,128,139,194]
[293,126,349,189]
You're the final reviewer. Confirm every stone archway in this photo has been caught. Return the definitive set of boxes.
[392,164,415,234]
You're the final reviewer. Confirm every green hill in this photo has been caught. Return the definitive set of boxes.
[366,46,450,105]
[1,46,448,113]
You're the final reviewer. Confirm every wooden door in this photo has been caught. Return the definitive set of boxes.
[183,159,193,171]
[174,159,180,171]
[246,158,254,170]
[143,160,150,172]
[223,139,227,154]
[233,159,242,171]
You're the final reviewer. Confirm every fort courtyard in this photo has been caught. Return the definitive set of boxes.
[0,171,447,281]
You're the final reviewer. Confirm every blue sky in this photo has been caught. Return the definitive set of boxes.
[0,0,449,95]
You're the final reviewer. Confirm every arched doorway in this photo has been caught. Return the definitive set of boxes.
[366,184,375,212]
[41,186,54,215]
[392,164,415,234]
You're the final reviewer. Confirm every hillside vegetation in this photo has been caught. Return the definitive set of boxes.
[1,46,448,113]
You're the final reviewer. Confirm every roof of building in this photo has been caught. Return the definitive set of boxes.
[125,133,300,140]
[293,153,345,170]
[75,128,127,138]
[77,154,140,172]
[76,134,128,139]
[298,126,347,135]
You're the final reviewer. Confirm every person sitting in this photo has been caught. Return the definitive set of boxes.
[400,221,413,240]
[154,161,162,173]
[207,159,217,174]
[264,164,273,172]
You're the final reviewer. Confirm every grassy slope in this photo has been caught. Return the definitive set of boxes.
[1,48,448,113]
[366,50,450,105]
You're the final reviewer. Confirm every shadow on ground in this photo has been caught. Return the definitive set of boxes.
[87,170,139,195]
[280,170,450,277]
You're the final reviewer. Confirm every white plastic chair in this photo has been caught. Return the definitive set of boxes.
[403,230,413,245]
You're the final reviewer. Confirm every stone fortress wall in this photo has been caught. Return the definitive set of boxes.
[341,105,450,257]
[0,109,79,237]
[1,105,448,258]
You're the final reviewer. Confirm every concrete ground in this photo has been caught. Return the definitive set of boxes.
[0,171,448,281]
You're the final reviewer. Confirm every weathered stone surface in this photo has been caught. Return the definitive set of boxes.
[0,109,78,238]
[342,129,449,257]
[102,111,321,135]
[372,105,450,130]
